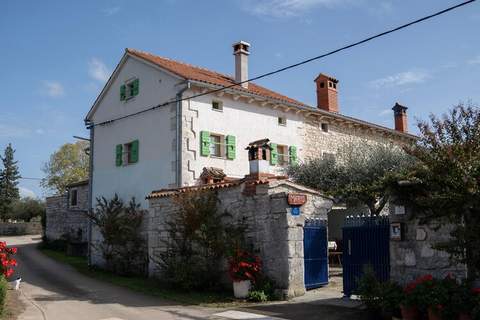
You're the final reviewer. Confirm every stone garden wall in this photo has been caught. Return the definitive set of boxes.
[45,183,89,242]
[389,205,467,284]
[147,179,333,298]
[0,217,42,235]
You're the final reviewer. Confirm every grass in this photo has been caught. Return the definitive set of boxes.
[39,248,240,307]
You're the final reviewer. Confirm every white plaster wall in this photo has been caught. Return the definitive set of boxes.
[182,92,305,184]
[90,56,181,208]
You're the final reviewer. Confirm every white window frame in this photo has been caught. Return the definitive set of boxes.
[209,133,226,158]
[212,100,223,112]
[278,116,287,126]
[124,78,137,101]
[123,142,134,165]
[277,144,290,166]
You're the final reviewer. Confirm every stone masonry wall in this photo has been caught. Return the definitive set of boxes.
[389,206,467,284]
[0,217,42,235]
[45,184,89,242]
[147,180,333,298]
[302,118,408,160]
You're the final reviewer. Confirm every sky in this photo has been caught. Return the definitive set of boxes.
[1,0,479,199]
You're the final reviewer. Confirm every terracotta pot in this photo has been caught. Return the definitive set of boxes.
[458,313,472,320]
[233,280,251,299]
[400,305,420,320]
[427,307,442,320]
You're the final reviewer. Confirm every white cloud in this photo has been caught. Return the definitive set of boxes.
[467,55,480,65]
[88,58,110,82]
[378,109,392,117]
[369,70,430,89]
[19,187,37,199]
[103,6,120,16]
[243,0,354,18]
[43,81,65,98]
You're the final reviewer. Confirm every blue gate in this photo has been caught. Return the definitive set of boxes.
[304,219,328,289]
[342,216,390,297]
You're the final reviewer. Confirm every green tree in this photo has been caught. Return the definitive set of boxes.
[0,144,21,221]
[394,102,480,279]
[287,142,415,215]
[41,141,89,194]
[11,197,45,222]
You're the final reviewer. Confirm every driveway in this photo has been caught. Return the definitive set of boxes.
[2,235,368,320]
[2,235,218,320]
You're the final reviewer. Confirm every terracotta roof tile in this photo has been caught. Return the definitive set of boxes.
[127,48,308,108]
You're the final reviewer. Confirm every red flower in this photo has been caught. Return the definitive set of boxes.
[472,288,480,294]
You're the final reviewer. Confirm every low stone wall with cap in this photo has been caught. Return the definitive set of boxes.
[0,217,42,235]
[147,179,333,298]
[389,205,467,284]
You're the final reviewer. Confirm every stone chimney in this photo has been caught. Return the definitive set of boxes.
[314,73,339,113]
[392,102,408,133]
[245,139,275,181]
[233,41,250,89]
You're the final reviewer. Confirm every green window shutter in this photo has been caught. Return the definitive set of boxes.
[226,135,236,160]
[130,140,139,163]
[289,146,298,165]
[270,143,278,165]
[200,131,210,156]
[115,144,123,166]
[120,85,126,101]
[132,79,139,96]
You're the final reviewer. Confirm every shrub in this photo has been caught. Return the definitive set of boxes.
[356,266,382,311]
[156,190,246,291]
[0,276,7,315]
[250,274,279,301]
[10,197,45,221]
[247,290,268,302]
[87,195,147,276]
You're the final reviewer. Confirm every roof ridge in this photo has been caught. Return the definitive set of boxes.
[127,48,236,81]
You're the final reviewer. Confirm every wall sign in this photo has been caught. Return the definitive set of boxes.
[288,193,307,206]
[394,205,406,215]
[291,206,301,216]
[390,222,403,241]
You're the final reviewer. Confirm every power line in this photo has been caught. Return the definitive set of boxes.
[19,177,43,181]
[90,0,476,128]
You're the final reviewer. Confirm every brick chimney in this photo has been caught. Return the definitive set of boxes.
[392,102,408,133]
[314,73,339,113]
[233,41,250,89]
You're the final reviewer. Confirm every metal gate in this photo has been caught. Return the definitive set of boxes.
[304,219,328,289]
[342,216,390,297]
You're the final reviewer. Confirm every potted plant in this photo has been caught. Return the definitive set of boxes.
[378,281,404,320]
[356,267,382,319]
[228,249,261,299]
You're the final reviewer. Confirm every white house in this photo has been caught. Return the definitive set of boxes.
[85,41,415,209]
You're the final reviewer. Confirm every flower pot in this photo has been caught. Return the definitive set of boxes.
[428,307,442,320]
[233,280,251,299]
[458,314,472,320]
[400,305,420,320]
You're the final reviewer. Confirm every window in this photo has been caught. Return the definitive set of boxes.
[322,152,336,162]
[70,189,78,206]
[321,123,329,133]
[209,134,223,157]
[212,101,223,111]
[277,145,289,166]
[200,131,236,159]
[328,81,333,88]
[333,83,337,89]
[278,116,287,126]
[115,140,139,166]
[120,78,139,101]
[320,82,325,88]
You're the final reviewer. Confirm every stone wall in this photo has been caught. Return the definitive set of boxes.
[389,205,467,284]
[0,217,42,235]
[302,117,408,160]
[147,179,333,298]
[45,183,89,242]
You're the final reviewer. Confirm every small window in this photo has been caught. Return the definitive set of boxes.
[322,152,336,162]
[321,123,329,133]
[209,134,224,157]
[123,140,139,165]
[320,82,325,88]
[278,116,287,126]
[70,189,78,206]
[122,78,139,101]
[333,83,337,89]
[328,82,333,88]
[277,145,289,166]
[212,101,223,111]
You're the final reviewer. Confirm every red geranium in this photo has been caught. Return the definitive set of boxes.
[0,241,18,278]
[228,249,261,282]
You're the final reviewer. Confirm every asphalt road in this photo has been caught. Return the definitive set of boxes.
[1,235,218,320]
